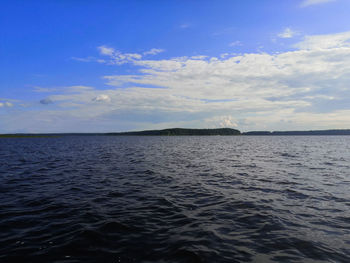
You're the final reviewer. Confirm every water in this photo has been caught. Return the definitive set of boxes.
[0,136,349,262]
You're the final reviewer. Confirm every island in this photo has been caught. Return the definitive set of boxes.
[107,128,241,136]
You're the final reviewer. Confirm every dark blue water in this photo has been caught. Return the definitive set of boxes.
[0,136,349,262]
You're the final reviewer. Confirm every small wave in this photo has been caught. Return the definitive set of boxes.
[1,136,349,262]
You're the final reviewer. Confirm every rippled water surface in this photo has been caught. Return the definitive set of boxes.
[1,136,350,262]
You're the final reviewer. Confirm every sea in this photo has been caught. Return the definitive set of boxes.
[0,136,349,262]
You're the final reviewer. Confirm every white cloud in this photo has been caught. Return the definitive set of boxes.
[205,115,238,128]
[220,116,238,128]
[97,45,142,65]
[278,28,298,39]
[98,45,115,56]
[95,33,350,130]
[4,30,350,132]
[143,48,165,56]
[86,46,165,65]
[300,0,336,7]
[92,94,111,103]
[295,31,350,50]
[191,55,208,60]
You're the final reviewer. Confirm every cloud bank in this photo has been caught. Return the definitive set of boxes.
[2,30,350,133]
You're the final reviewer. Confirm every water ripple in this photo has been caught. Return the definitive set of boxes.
[1,136,350,262]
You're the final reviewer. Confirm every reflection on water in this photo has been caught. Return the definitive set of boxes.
[0,136,350,262]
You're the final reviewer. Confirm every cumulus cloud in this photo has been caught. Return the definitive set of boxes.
[278,28,298,39]
[95,32,350,130]
[4,30,350,132]
[204,116,238,128]
[98,45,115,56]
[294,31,350,50]
[40,98,53,105]
[220,116,238,128]
[300,0,336,7]
[92,94,111,103]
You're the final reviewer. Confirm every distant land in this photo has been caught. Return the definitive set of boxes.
[2,128,350,137]
[107,128,241,136]
[243,129,350,136]
[109,128,350,136]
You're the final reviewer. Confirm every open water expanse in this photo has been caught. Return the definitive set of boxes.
[0,136,350,262]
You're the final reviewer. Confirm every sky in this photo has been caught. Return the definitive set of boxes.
[1,0,350,133]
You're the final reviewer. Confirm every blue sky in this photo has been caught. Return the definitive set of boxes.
[1,0,350,132]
